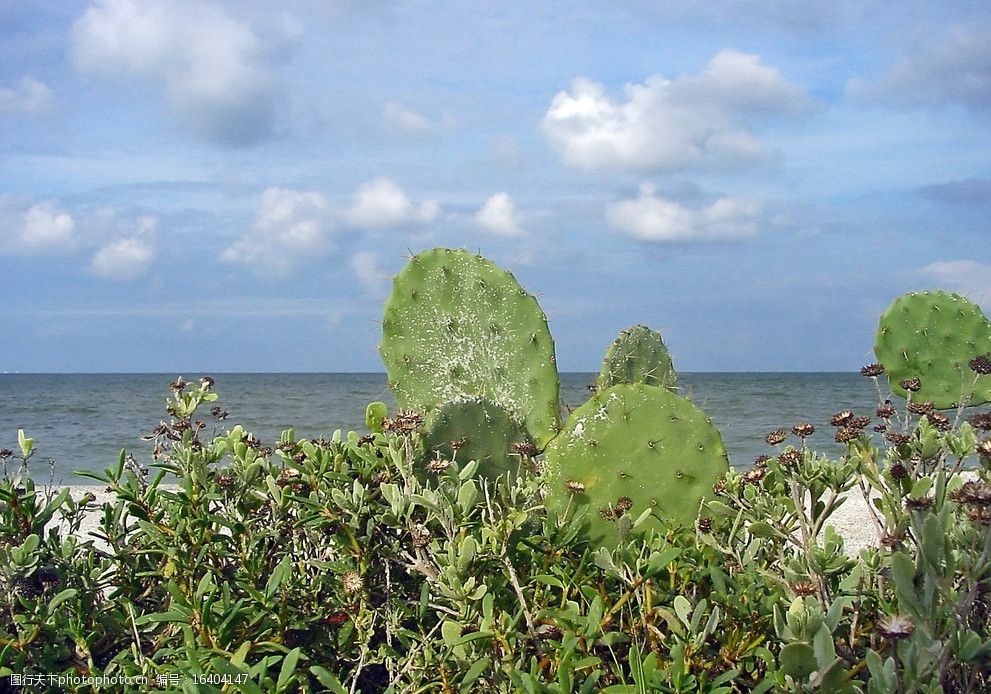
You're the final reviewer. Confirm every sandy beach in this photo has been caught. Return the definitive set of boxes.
[53,482,886,556]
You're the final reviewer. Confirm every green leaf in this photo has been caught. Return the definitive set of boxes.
[674,595,692,626]
[890,552,922,618]
[461,657,490,691]
[46,588,77,614]
[309,666,347,693]
[17,429,34,458]
[748,521,777,538]
[276,647,301,692]
[457,479,479,511]
[780,642,817,681]
[442,620,463,647]
[265,556,292,600]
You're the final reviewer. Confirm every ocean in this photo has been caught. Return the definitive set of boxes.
[0,373,882,485]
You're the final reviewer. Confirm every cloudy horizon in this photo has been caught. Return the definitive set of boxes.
[2,1,990,373]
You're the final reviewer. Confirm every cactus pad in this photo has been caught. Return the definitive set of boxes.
[379,248,560,446]
[874,291,991,408]
[543,383,728,541]
[422,397,530,479]
[596,324,676,391]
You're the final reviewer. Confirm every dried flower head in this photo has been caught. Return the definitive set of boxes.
[535,623,563,641]
[511,441,538,456]
[926,411,950,430]
[791,581,818,597]
[764,430,788,446]
[835,427,860,444]
[876,402,896,419]
[970,355,991,375]
[905,495,934,511]
[169,377,187,391]
[778,449,803,468]
[615,497,633,513]
[849,416,872,430]
[874,424,888,432]
[900,378,922,392]
[215,472,235,489]
[907,401,934,415]
[888,462,909,480]
[880,530,906,548]
[885,431,911,446]
[829,410,854,427]
[712,479,727,495]
[200,375,215,390]
[952,480,991,506]
[426,456,451,473]
[599,507,616,521]
[792,422,815,438]
[409,523,432,548]
[448,436,468,451]
[697,516,712,533]
[978,439,991,459]
[876,614,915,640]
[754,455,771,466]
[341,571,364,594]
[380,417,395,432]
[565,480,586,494]
[742,465,768,485]
[966,506,991,526]
[861,363,885,377]
[394,410,423,432]
[968,413,991,431]
[0,448,12,459]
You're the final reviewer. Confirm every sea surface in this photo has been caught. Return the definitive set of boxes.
[0,373,883,485]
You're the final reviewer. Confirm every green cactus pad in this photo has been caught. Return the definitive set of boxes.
[422,397,530,479]
[596,324,677,391]
[379,248,560,446]
[543,383,728,542]
[874,291,991,409]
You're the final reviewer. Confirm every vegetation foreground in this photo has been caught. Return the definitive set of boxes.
[3,248,991,692]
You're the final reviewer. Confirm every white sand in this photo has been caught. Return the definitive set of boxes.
[51,483,885,555]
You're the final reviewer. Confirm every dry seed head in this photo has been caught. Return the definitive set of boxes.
[876,402,896,419]
[409,523,432,548]
[792,422,815,438]
[907,401,934,415]
[900,378,922,392]
[926,411,950,431]
[835,427,860,444]
[977,439,991,459]
[876,614,915,640]
[342,571,364,594]
[952,480,991,506]
[511,441,538,456]
[966,506,991,525]
[886,431,911,446]
[697,516,713,533]
[905,495,935,511]
[764,429,788,446]
[970,355,991,375]
[888,462,909,480]
[565,480,586,494]
[426,456,451,473]
[829,410,854,427]
[615,496,633,513]
[968,413,991,431]
[849,416,872,430]
[861,363,885,377]
[778,449,803,468]
[791,581,818,597]
[449,436,468,451]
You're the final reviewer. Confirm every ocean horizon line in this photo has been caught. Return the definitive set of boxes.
[1,370,862,376]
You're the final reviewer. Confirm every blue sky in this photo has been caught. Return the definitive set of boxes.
[1,1,990,373]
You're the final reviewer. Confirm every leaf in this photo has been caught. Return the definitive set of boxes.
[748,521,776,538]
[457,479,479,512]
[17,429,34,458]
[309,666,347,693]
[780,642,817,681]
[674,595,692,626]
[890,552,922,618]
[46,588,77,614]
[265,556,292,600]
[461,657,490,691]
[365,402,388,433]
[276,647,301,692]
[812,624,836,669]
[442,620,463,647]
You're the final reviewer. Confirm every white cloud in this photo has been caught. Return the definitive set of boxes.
[383,101,432,135]
[606,183,762,242]
[71,0,283,146]
[350,251,387,294]
[88,216,157,281]
[0,197,76,254]
[921,261,991,303]
[221,187,332,273]
[343,177,439,229]
[541,49,809,172]
[0,77,55,117]
[849,27,991,111]
[475,193,524,236]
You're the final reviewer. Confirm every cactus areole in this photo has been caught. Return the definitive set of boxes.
[379,248,561,447]
[874,291,991,409]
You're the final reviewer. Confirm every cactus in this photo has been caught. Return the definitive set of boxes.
[379,248,560,447]
[543,383,728,542]
[421,397,530,479]
[596,324,677,391]
[874,291,991,409]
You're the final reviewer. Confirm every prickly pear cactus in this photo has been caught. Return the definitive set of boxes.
[379,248,560,446]
[874,291,991,409]
[543,383,728,542]
[422,397,530,479]
[596,324,676,391]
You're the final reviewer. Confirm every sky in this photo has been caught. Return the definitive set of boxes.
[1,0,990,373]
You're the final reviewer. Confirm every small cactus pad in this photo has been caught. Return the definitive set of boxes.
[874,291,991,408]
[379,248,560,446]
[596,324,676,391]
[422,397,530,479]
[543,383,728,542]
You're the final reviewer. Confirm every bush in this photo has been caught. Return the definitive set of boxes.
[1,372,990,692]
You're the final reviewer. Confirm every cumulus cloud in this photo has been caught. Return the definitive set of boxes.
[849,27,991,111]
[918,177,991,205]
[541,49,809,172]
[383,101,432,135]
[606,183,762,242]
[221,187,332,273]
[350,251,388,294]
[88,216,156,281]
[0,197,76,253]
[921,260,991,303]
[0,77,55,117]
[343,177,439,229]
[71,0,284,146]
[475,193,524,236]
